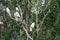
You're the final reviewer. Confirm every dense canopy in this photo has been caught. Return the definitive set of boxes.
[0,0,60,40]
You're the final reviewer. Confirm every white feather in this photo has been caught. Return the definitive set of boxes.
[0,22,3,24]
[16,7,19,11]
[30,27,32,31]
[14,12,20,17]
[14,12,20,21]
[6,7,11,17]
[30,22,35,28]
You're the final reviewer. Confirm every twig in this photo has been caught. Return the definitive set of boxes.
[22,24,33,40]
[38,9,50,31]
[31,0,52,34]
[40,0,51,14]
[39,0,51,31]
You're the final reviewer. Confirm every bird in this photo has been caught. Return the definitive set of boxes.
[16,7,19,11]
[6,7,11,17]
[0,22,3,24]
[30,22,35,31]
[14,12,20,17]
[30,27,32,31]
[30,22,35,28]
[14,11,20,21]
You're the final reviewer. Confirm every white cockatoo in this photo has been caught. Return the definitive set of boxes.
[16,7,19,11]
[6,7,11,17]
[30,27,32,31]
[0,22,3,24]
[14,11,20,21]
[30,22,35,31]
[14,12,20,17]
[30,22,35,28]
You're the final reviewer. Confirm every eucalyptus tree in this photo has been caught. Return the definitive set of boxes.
[0,0,60,40]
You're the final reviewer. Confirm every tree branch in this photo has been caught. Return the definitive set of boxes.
[36,13,39,40]
[22,24,33,40]
[38,9,50,31]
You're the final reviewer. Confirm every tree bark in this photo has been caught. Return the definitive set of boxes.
[36,13,39,40]
[0,24,2,40]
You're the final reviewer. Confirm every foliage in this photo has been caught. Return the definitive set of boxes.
[0,0,60,40]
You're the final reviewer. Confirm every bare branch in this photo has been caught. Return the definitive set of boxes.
[22,25,33,40]
[40,0,51,13]
[36,13,39,40]
[41,9,50,26]
[38,9,50,31]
